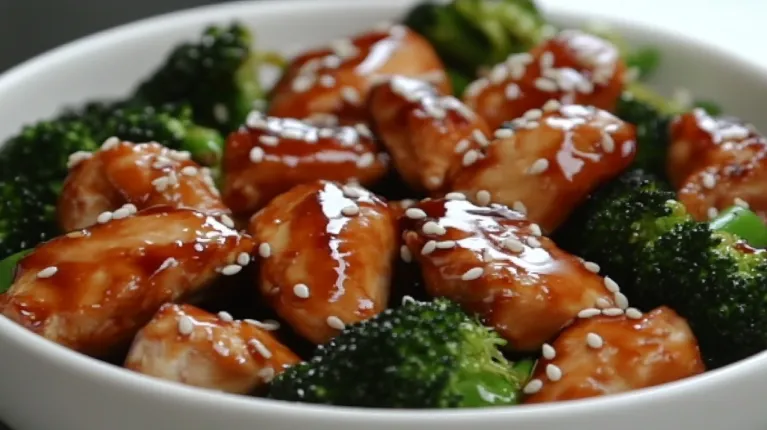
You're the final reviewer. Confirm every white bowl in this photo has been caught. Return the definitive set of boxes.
[1,1,766,429]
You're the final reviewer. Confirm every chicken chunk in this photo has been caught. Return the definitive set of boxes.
[449,103,636,233]
[222,113,389,217]
[0,207,254,357]
[249,180,397,344]
[523,306,705,403]
[59,138,227,232]
[401,197,620,352]
[669,109,767,221]
[368,76,492,194]
[667,109,764,188]
[125,303,299,394]
[268,24,451,125]
[464,29,626,131]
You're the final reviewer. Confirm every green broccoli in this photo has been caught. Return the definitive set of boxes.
[0,249,31,293]
[0,119,97,259]
[404,0,549,95]
[269,298,533,408]
[615,91,672,180]
[133,22,265,133]
[554,169,767,368]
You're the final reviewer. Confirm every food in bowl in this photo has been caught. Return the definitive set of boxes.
[0,0,764,411]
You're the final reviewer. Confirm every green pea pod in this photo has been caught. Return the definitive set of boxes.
[0,249,32,294]
[710,206,767,249]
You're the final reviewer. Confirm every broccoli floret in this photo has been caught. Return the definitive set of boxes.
[404,0,549,83]
[0,249,31,293]
[615,91,672,180]
[133,22,265,133]
[555,169,767,368]
[0,120,97,258]
[269,298,532,408]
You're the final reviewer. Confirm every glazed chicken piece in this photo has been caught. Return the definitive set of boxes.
[249,180,397,344]
[59,138,227,232]
[0,207,254,357]
[400,197,621,352]
[268,24,451,125]
[449,103,636,233]
[669,109,767,221]
[523,306,705,403]
[368,76,492,194]
[464,29,626,131]
[222,112,389,217]
[125,303,299,394]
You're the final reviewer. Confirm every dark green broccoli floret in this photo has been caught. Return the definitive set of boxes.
[404,0,548,92]
[555,169,767,368]
[615,91,672,180]
[269,298,532,408]
[133,22,265,133]
[0,249,31,293]
[0,120,97,258]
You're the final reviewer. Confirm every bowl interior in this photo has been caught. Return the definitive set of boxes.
[1,1,767,430]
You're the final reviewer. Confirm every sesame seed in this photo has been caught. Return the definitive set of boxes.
[341,86,361,105]
[543,99,562,112]
[454,139,470,153]
[475,190,492,206]
[151,176,169,192]
[221,265,242,276]
[494,128,514,139]
[258,367,275,382]
[523,379,543,394]
[462,149,480,167]
[341,205,360,217]
[178,316,194,335]
[734,197,750,208]
[503,238,525,253]
[488,65,508,84]
[293,283,310,299]
[603,276,620,293]
[512,201,528,215]
[96,211,113,224]
[527,158,549,175]
[67,151,93,169]
[436,240,456,249]
[319,75,336,88]
[578,308,601,318]
[355,123,373,138]
[625,307,643,319]
[111,206,132,220]
[542,343,556,360]
[246,111,267,128]
[194,243,204,252]
[445,192,467,201]
[472,130,490,147]
[601,132,615,153]
[545,364,562,381]
[707,207,719,220]
[524,121,539,130]
[250,339,273,359]
[291,75,315,93]
[405,208,427,220]
[101,136,120,150]
[614,292,630,309]
[530,224,542,237]
[258,242,272,258]
[169,150,191,162]
[356,153,375,168]
[540,51,555,69]
[421,240,437,255]
[461,267,484,281]
[219,215,235,229]
[342,185,362,199]
[181,166,198,176]
[702,172,716,189]
[534,77,558,92]
[322,55,342,68]
[602,308,624,316]
[213,311,233,322]
[327,316,346,330]
[583,261,600,273]
[400,245,413,263]
[260,135,280,147]
[237,252,251,266]
[246,319,281,331]
[526,237,541,248]
[505,83,521,100]
[595,298,611,309]
[524,109,543,121]
[586,332,604,349]
[37,266,58,279]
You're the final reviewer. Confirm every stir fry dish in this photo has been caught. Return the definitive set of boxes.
[1,0,764,410]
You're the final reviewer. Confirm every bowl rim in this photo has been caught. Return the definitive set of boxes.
[1,0,766,421]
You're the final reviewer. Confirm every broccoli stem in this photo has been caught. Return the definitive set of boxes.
[710,206,767,249]
[0,249,31,293]
[183,125,225,166]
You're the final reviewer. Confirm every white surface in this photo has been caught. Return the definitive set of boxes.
[0,1,766,430]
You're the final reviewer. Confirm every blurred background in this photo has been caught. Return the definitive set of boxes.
[0,0,226,72]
